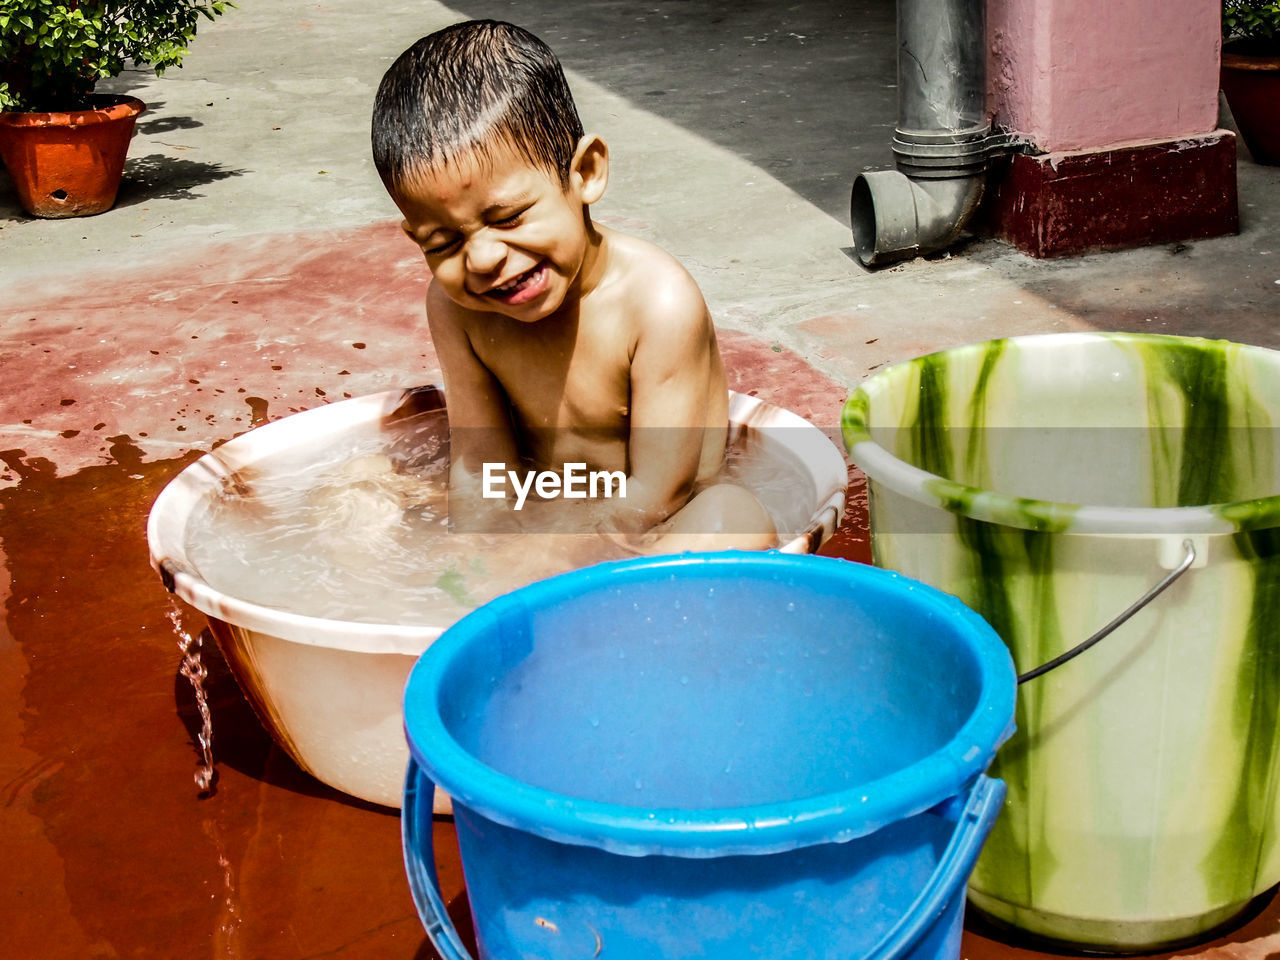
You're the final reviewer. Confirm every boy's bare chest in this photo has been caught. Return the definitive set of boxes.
[471,319,632,432]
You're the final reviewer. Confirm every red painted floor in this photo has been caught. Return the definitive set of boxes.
[3,219,1276,959]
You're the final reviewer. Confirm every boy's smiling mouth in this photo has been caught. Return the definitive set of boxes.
[485,262,549,305]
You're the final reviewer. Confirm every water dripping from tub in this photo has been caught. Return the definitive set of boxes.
[169,600,217,795]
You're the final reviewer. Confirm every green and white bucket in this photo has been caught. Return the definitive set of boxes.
[842,332,1280,952]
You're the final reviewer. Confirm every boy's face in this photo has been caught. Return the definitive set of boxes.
[396,138,606,323]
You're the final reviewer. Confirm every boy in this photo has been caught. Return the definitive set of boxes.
[371,19,773,558]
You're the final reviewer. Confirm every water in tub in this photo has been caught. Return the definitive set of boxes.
[184,406,816,625]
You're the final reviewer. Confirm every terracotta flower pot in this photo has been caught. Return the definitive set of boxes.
[1221,52,1280,166]
[0,95,146,217]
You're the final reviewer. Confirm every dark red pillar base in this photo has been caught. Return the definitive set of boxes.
[980,131,1239,258]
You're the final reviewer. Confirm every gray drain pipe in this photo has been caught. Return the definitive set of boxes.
[851,0,1028,267]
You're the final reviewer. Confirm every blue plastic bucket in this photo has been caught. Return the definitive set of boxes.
[402,552,1016,960]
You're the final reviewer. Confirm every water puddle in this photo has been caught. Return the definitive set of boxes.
[1,439,427,958]
[816,465,871,565]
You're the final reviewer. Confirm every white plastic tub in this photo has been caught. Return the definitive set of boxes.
[149,386,848,808]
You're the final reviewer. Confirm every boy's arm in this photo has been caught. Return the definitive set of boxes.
[613,270,720,530]
[426,282,521,527]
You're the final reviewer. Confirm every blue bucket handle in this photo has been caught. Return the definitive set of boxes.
[864,774,1007,960]
[402,760,472,960]
[404,761,1005,960]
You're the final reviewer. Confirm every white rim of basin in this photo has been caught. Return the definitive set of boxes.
[149,387,849,655]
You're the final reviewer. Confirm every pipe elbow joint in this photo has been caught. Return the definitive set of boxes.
[850,171,985,269]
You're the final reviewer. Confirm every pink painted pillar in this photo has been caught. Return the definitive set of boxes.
[982,0,1237,256]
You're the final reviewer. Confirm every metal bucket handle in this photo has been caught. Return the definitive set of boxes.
[1017,538,1196,685]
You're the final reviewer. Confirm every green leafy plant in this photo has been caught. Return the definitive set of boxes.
[1223,0,1280,55]
[0,1,232,112]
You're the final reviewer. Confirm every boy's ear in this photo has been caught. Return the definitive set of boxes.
[570,134,609,205]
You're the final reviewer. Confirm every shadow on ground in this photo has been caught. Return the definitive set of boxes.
[0,156,246,218]
[137,114,205,135]
[446,0,898,222]
[116,153,246,207]
[117,95,248,204]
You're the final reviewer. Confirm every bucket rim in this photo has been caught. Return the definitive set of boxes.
[842,331,1280,535]
[402,551,1017,858]
[146,386,848,654]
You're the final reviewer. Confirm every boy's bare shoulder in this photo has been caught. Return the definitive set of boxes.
[601,227,708,323]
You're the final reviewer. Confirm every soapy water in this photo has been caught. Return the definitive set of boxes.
[185,407,817,626]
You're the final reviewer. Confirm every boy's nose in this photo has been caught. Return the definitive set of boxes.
[464,232,505,275]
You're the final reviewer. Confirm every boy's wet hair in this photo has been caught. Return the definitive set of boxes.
[372,20,585,192]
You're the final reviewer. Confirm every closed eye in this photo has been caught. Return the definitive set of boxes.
[491,207,528,228]
[423,236,460,256]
